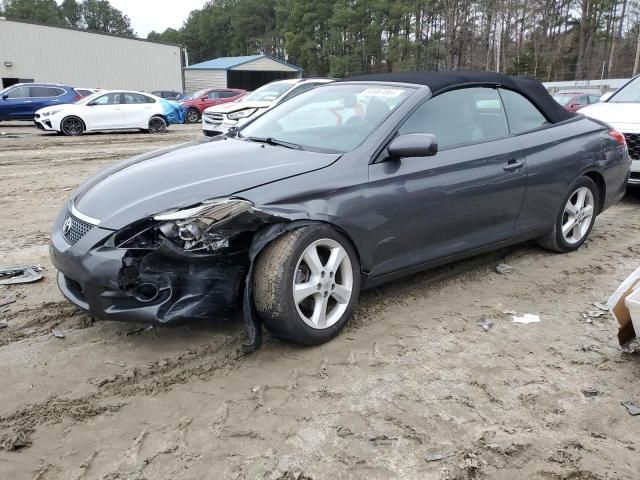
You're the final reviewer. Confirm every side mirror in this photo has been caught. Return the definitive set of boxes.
[1,94,8,100]
[388,133,438,159]
[600,91,614,102]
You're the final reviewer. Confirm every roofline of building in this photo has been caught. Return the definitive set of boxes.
[184,54,303,72]
[0,17,183,48]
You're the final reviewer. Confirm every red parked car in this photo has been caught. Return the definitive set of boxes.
[180,88,246,123]
[552,92,601,112]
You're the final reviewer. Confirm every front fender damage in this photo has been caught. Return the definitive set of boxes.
[116,205,314,352]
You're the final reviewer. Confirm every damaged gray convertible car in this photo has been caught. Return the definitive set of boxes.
[50,72,630,350]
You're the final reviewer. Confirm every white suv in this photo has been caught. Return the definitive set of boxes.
[580,75,640,185]
[202,78,333,136]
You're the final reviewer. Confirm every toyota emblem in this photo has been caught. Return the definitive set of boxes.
[63,217,73,235]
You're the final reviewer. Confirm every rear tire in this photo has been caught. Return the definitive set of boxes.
[147,116,167,134]
[60,116,84,136]
[185,108,200,124]
[253,225,361,345]
[538,176,598,253]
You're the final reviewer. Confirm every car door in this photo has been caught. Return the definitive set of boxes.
[367,87,527,277]
[0,85,31,119]
[29,86,65,112]
[121,93,156,128]
[83,92,124,130]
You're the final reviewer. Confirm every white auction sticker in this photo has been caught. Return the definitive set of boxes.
[360,88,405,97]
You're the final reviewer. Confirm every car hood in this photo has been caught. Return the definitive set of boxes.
[580,102,640,132]
[73,137,340,229]
[36,104,75,115]
[204,101,271,114]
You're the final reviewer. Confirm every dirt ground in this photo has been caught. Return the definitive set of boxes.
[0,121,639,480]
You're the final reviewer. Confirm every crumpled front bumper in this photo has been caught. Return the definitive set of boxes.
[49,212,246,324]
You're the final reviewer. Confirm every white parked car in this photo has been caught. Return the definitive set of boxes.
[202,78,334,136]
[34,90,169,136]
[580,75,640,185]
[74,87,100,98]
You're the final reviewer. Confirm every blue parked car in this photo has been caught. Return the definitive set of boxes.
[0,83,81,121]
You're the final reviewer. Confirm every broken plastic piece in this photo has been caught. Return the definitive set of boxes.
[478,318,495,331]
[495,264,515,274]
[593,302,608,311]
[512,314,541,324]
[0,265,44,285]
[51,328,65,339]
[425,452,454,462]
[622,401,640,416]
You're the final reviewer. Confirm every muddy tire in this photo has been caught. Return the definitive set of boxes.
[185,108,200,124]
[253,225,361,345]
[538,176,598,253]
[60,116,85,136]
[147,116,167,134]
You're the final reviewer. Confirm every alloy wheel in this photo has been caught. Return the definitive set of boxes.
[148,117,166,133]
[292,238,354,329]
[62,117,83,135]
[561,186,595,245]
[186,109,199,123]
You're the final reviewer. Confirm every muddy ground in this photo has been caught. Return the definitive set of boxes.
[0,122,639,480]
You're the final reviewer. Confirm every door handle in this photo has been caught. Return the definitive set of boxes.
[503,159,524,172]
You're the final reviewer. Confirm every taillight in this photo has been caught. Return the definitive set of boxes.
[609,130,626,145]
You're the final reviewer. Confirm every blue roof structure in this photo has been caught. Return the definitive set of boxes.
[184,54,302,72]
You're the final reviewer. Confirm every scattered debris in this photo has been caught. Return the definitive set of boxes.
[593,302,609,311]
[125,325,155,336]
[621,401,640,416]
[581,387,601,397]
[502,309,517,315]
[0,296,15,308]
[495,264,515,274]
[512,314,541,324]
[0,265,44,286]
[51,328,65,339]
[425,452,454,462]
[0,319,7,329]
[478,318,495,331]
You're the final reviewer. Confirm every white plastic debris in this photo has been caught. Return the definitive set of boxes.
[478,318,495,331]
[512,314,541,324]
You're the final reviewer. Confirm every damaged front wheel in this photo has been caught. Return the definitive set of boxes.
[253,225,361,345]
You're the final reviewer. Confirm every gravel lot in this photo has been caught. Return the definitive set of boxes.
[0,122,639,480]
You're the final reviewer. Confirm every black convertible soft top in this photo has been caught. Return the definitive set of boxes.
[344,71,575,124]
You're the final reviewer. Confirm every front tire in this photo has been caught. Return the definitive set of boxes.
[538,176,598,253]
[253,225,361,345]
[185,108,200,124]
[60,116,84,136]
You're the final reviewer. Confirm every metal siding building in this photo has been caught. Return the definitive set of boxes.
[0,18,183,91]
[184,55,302,93]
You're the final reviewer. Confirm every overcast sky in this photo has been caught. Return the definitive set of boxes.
[59,0,208,38]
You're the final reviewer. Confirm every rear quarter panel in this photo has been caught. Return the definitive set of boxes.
[515,117,629,235]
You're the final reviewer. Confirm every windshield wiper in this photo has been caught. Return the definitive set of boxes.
[245,136,303,150]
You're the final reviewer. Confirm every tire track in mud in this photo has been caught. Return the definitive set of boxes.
[0,301,89,347]
[0,334,244,452]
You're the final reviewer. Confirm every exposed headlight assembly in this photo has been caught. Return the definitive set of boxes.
[227,108,257,121]
[154,199,253,251]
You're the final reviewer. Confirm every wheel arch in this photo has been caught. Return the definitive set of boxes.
[249,219,364,278]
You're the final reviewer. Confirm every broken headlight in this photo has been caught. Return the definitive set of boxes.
[153,199,253,251]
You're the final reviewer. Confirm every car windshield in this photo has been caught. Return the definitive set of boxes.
[609,76,640,103]
[240,83,414,153]
[553,94,574,106]
[243,82,292,102]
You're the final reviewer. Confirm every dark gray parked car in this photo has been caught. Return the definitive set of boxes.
[50,72,630,350]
